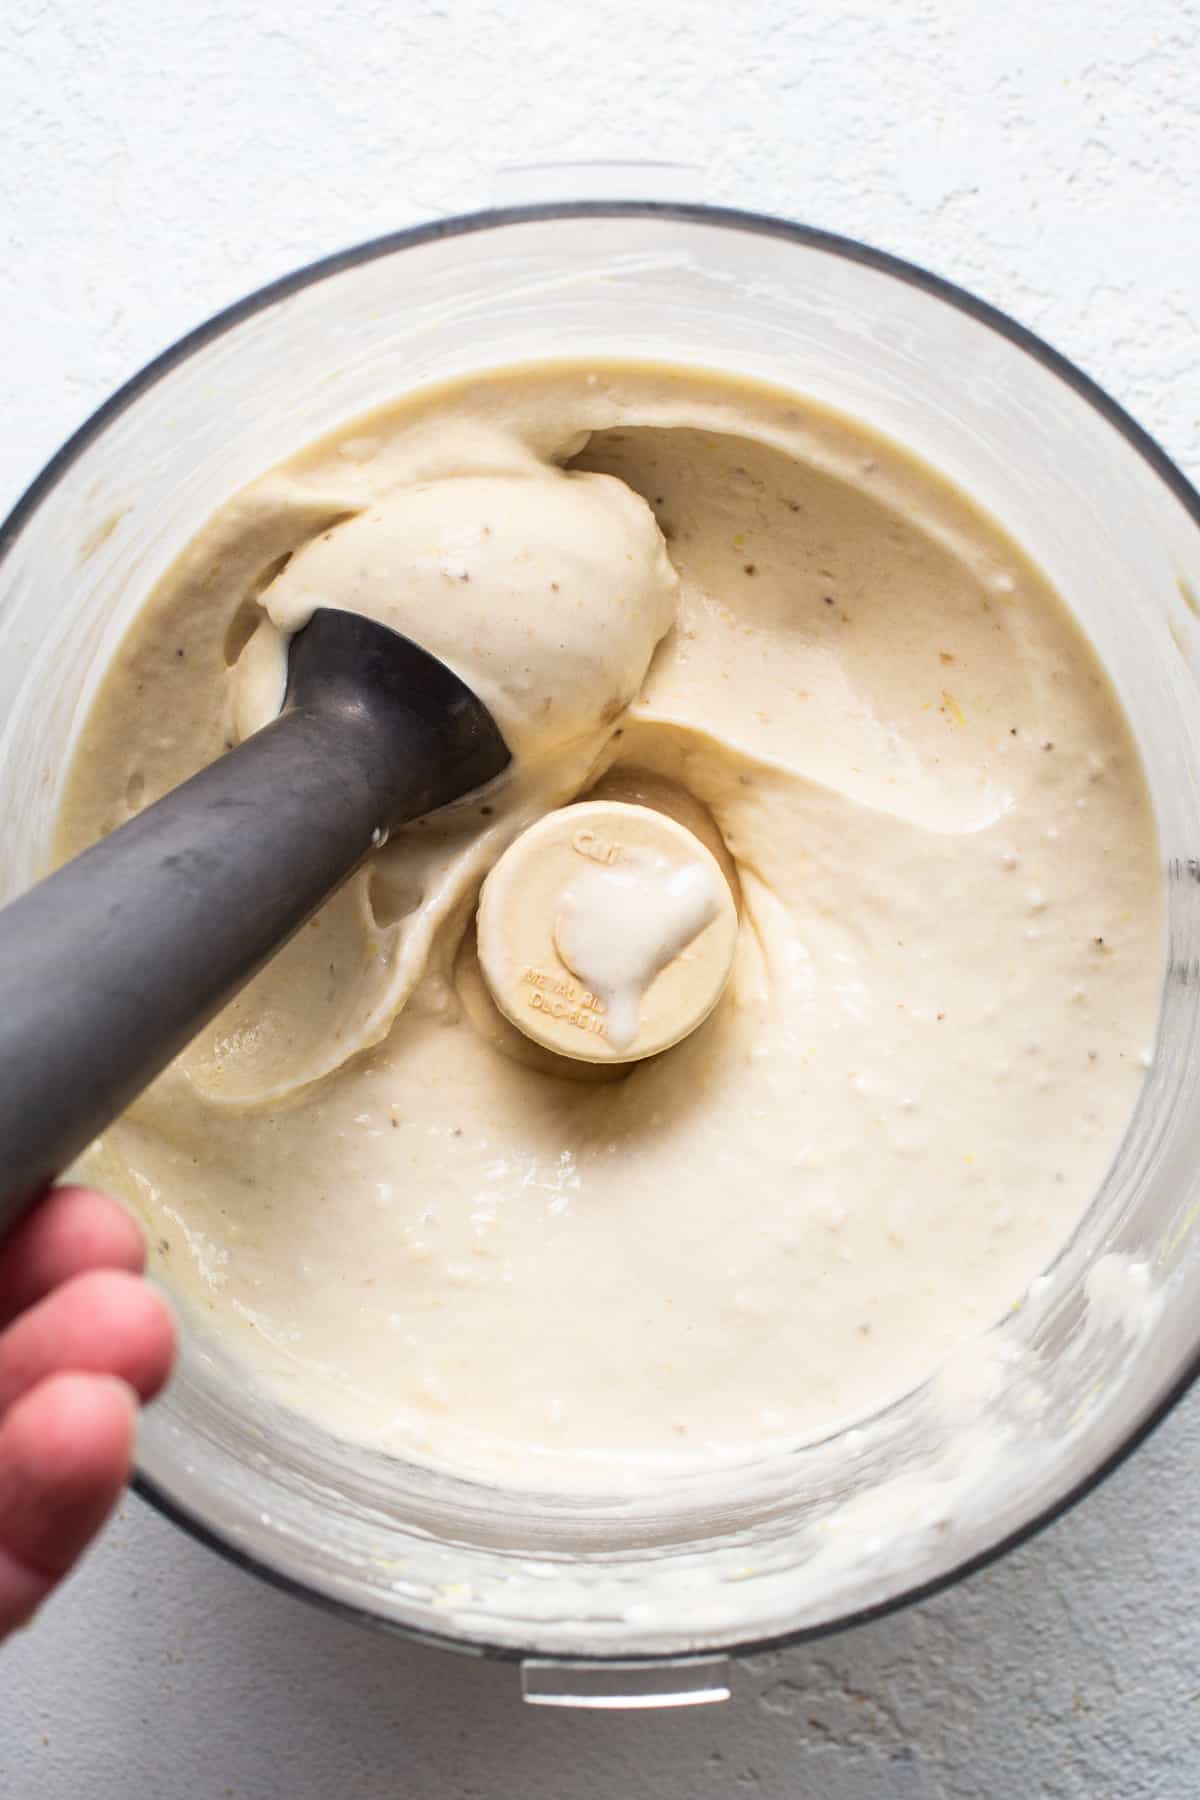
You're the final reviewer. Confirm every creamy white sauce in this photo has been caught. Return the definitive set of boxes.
[554,849,724,1051]
[58,361,1164,1491]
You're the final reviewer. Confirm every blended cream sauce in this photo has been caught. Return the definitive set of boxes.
[553,847,724,1052]
[58,362,1164,1488]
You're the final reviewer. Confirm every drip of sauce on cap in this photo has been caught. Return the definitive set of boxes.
[476,800,738,1063]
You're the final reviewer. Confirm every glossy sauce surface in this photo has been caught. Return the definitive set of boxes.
[59,363,1163,1488]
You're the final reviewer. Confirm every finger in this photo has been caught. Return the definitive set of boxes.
[0,1371,136,1635]
[0,1186,145,1330]
[0,1268,174,1419]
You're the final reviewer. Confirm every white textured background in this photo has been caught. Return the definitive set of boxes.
[2,1,1199,1794]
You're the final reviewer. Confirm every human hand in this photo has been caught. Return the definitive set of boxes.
[0,1186,175,1639]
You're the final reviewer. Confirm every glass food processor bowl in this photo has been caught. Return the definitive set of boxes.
[3,204,1200,1706]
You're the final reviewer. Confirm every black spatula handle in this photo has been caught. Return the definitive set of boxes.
[0,611,509,1231]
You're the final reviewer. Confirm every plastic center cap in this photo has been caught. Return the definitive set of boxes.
[476,801,738,1064]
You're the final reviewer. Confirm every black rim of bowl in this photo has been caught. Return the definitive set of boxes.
[5,200,1200,1667]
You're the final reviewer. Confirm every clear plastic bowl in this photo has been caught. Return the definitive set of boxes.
[3,204,1200,1702]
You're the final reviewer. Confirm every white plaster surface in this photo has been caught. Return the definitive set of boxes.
[1,0,1199,1793]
